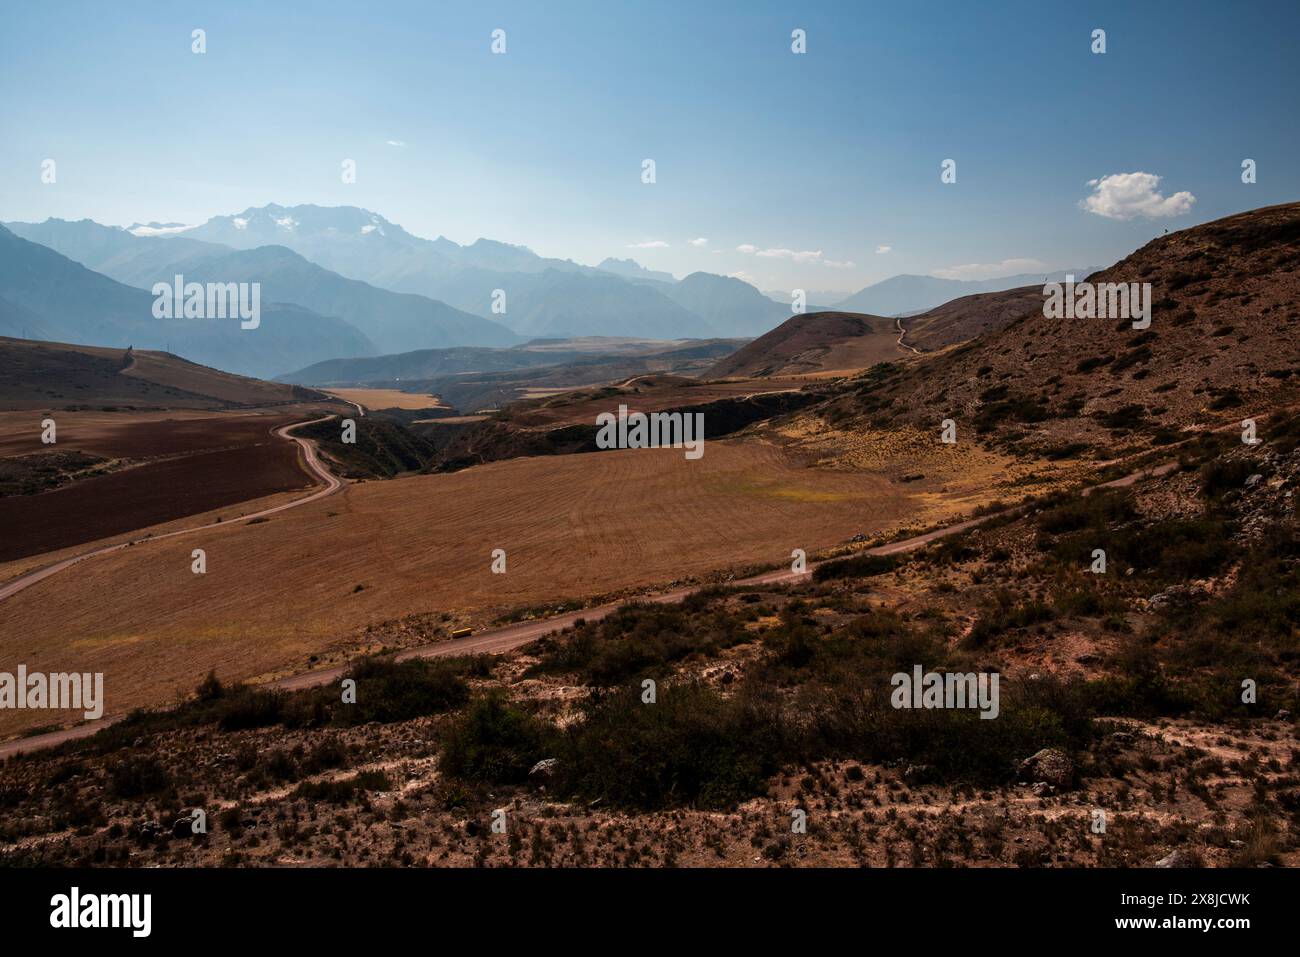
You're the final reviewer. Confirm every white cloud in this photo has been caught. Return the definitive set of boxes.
[688,237,708,247]
[1080,172,1195,220]
[931,257,1047,281]
[128,223,193,237]
[754,247,823,263]
[386,139,407,147]
[728,269,758,284]
[736,244,849,266]
[875,245,892,254]
[627,240,669,249]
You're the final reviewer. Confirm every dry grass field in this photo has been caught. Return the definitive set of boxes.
[0,434,1027,737]
[324,388,447,411]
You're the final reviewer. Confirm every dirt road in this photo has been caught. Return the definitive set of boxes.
[895,317,921,355]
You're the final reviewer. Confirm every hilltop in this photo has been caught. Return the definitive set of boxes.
[899,285,1045,353]
[0,336,320,411]
[706,312,904,379]
[813,202,1300,455]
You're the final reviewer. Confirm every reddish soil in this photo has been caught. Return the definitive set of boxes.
[0,414,312,561]
[0,410,296,459]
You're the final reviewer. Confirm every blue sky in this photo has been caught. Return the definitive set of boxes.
[2,0,1297,294]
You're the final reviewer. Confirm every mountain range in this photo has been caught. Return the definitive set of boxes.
[0,224,373,379]
[4,206,797,347]
[2,202,1098,379]
[145,204,784,338]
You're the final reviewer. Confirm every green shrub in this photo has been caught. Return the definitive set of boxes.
[965,592,1054,648]
[558,683,787,809]
[330,657,469,725]
[804,672,1091,785]
[1036,490,1137,535]
[1045,515,1236,583]
[439,694,558,784]
[812,552,899,581]
[214,688,286,731]
[1200,458,1256,498]
[526,603,746,684]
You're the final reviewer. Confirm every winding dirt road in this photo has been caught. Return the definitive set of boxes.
[895,317,921,355]
[0,416,342,604]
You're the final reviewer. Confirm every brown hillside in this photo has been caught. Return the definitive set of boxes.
[818,202,1300,452]
[707,311,906,379]
[0,336,316,410]
[902,285,1046,352]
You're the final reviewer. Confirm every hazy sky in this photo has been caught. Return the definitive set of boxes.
[2,0,1297,294]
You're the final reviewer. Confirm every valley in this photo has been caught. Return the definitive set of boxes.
[4,0,1300,931]
[0,423,1038,737]
[1,198,1297,878]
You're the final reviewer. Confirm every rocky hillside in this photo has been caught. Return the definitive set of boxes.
[900,286,1045,353]
[818,202,1300,453]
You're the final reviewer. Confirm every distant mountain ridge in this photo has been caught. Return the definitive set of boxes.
[3,207,1100,375]
[122,204,793,339]
[5,218,230,287]
[0,224,374,378]
[833,269,1098,316]
[662,272,791,338]
[7,207,798,341]
[597,257,676,284]
[3,217,519,358]
[127,243,517,355]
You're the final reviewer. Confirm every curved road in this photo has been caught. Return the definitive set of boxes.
[0,416,342,604]
[0,455,1181,759]
[895,317,922,355]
